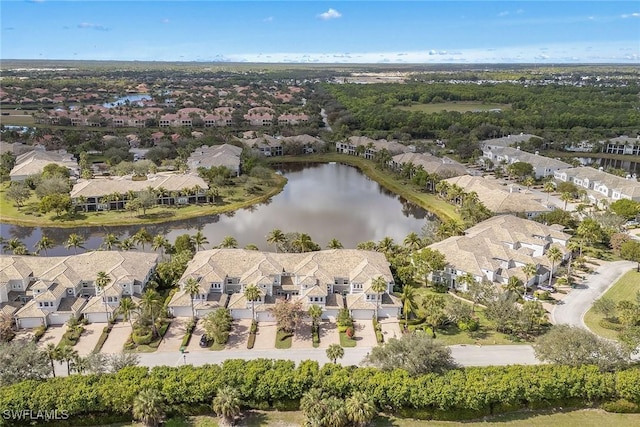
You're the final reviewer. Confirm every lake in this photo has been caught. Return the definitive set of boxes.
[102,94,151,108]
[0,163,436,256]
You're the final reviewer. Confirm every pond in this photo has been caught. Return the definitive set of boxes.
[0,163,437,256]
[102,94,151,108]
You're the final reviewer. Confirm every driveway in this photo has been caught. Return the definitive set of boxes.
[227,319,251,350]
[552,260,635,329]
[99,323,132,354]
[353,321,377,347]
[292,323,312,349]
[157,318,188,352]
[38,326,66,348]
[318,320,339,348]
[252,322,277,350]
[379,318,402,342]
[75,323,105,356]
[186,322,208,352]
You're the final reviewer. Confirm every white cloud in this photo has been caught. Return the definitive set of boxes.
[161,18,170,24]
[621,12,640,18]
[263,16,274,23]
[77,22,109,31]
[498,11,509,17]
[318,8,342,20]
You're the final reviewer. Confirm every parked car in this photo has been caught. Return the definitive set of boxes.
[523,294,538,302]
[199,334,211,347]
[538,285,556,293]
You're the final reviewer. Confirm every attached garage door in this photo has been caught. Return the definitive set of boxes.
[256,311,275,322]
[85,312,109,324]
[48,312,72,325]
[380,308,400,319]
[196,307,217,318]
[322,309,338,320]
[18,317,45,329]
[231,309,252,320]
[351,309,374,320]
[169,306,193,318]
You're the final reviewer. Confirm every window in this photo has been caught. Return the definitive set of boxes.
[226,278,234,285]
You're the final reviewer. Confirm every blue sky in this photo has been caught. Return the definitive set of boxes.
[1,1,638,63]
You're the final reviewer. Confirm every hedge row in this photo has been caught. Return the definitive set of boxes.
[0,361,638,425]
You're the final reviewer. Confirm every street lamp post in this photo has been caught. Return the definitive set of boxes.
[183,354,187,365]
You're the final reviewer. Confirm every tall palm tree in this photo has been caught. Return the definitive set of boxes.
[133,228,152,251]
[326,238,343,249]
[326,344,344,364]
[345,391,377,427]
[546,246,563,287]
[140,289,163,338]
[543,181,555,205]
[183,277,201,320]
[503,276,523,296]
[4,238,27,255]
[403,232,422,251]
[371,276,388,320]
[376,237,395,255]
[244,284,261,321]
[117,297,138,329]
[120,237,136,251]
[132,388,165,427]
[399,285,417,328]
[308,304,323,330]
[193,230,209,251]
[34,235,54,256]
[522,263,538,297]
[151,235,169,258]
[523,176,535,190]
[95,271,112,322]
[219,236,238,249]
[65,233,85,255]
[560,192,572,210]
[293,233,314,253]
[212,386,241,427]
[44,343,60,377]
[101,233,120,251]
[58,345,78,376]
[266,228,285,253]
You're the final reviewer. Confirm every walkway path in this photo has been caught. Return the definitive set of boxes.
[552,260,635,329]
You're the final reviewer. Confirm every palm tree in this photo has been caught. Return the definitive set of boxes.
[560,192,572,210]
[244,284,261,321]
[101,233,120,251]
[34,235,54,256]
[371,276,388,320]
[345,391,377,427]
[193,230,209,251]
[151,235,169,257]
[543,181,555,205]
[132,388,165,427]
[120,237,136,251]
[403,232,422,250]
[219,236,238,249]
[58,345,78,376]
[65,233,85,255]
[140,289,163,338]
[293,233,314,253]
[117,297,138,329]
[95,271,112,322]
[266,228,285,252]
[326,344,344,364]
[244,244,259,251]
[4,238,27,255]
[503,276,523,296]
[308,304,323,330]
[523,176,535,190]
[44,343,60,377]
[212,386,241,427]
[183,277,201,320]
[326,238,343,249]
[133,228,152,251]
[399,285,417,328]
[376,236,396,255]
[522,263,537,297]
[546,245,563,287]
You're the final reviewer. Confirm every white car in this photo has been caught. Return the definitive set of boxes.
[538,285,556,293]
[523,294,538,302]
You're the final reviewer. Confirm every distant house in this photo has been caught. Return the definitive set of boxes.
[244,107,275,127]
[389,152,467,179]
[278,113,309,125]
[187,143,243,176]
[554,167,640,203]
[168,249,401,320]
[0,252,158,328]
[481,134,542,149]
[242,135,283,157]
[604,136,640,156]
[482,146,572,179]
[336,136,410,160]
[10,148,79,181]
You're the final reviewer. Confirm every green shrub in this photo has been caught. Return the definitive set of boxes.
[181,330,192,348]
[273,399,299,411]
[375,330,384,344]
[132,331,152,345]
[336,308,353,328]
[534,290,552,300]
[247,332,256,349]
[94,329,110,353]
[250,320,258,334]
[458,319,479,332]
[599,319,625,331]
[338,325,348,333]
[602,399,640,413]
[158,322,170,337]
[33,325,46,342]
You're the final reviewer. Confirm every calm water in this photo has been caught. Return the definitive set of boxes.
[102,94,151,108]
[0,163,435,256]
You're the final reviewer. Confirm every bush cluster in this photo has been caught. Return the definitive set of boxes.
[1,360,638,425]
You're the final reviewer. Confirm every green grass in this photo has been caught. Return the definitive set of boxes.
[339,331,357,347]
[0,174,286,228]
[275,330,293,349]
[584,269,640,340]
[115,409,640,427]
[210,342,225,351]
[270,153,461,222]
[0,113,36,126]
[396,102,511,114]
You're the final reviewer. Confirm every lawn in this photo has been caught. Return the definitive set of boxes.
[116,409,640,427]
[584,269,640,340]
[0,113,36,126]
[0,174,286,228]
[396,102,511,114]
[270,154,461,222]
[339,330,357,347]
[275,330,292,349]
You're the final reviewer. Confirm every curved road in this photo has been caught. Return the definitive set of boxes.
[552,260,635,328]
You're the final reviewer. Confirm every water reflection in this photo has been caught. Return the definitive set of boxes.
[1,163,435,256]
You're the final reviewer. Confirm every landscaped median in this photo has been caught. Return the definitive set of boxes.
[268,153,461,222]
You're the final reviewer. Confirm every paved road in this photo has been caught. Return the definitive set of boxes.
[552,260,635,328]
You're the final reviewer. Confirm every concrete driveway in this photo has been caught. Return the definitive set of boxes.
[186,322,208,352]
[379,318,402,342]
[99,323,132,354]
[253,321,277,350]
[75,323,105,356]
[292,323,312,349]
[38,326,66,348]
[353,321,377,347]
[157,318,188,352]
[227,319,251,350]
[552,260,635,329]
[318,320,339,348]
